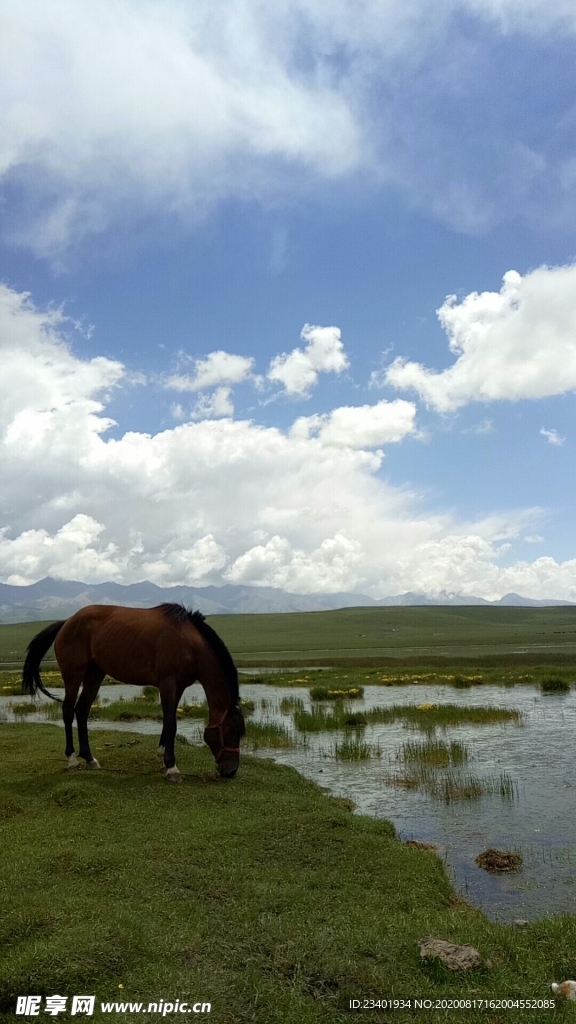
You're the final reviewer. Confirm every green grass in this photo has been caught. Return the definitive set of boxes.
[4,606,576,668]
[364,703,523,729]
[333,737,381,761]
[178,702,209,719]
[7,702,40,716]
[91,698,164,722]
[280,696,304,713]
[540,677,571,693]
[244,720,296,749]
[293,705,367,733]
[241,663,576,690]
[309,685,364,701]
[1,724,575,1024]
[399,739,470,767]
[387,768,518,804]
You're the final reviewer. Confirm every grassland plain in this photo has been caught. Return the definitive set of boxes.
[2,607,576,667]
[2,724,576,1024]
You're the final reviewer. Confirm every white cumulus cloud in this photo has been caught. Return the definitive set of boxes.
[2,281,576,601]
[191,386,234,420]
[166,351,255,392]
[268,324,349,396]
[290,399,417,447]
[385,265,576,411]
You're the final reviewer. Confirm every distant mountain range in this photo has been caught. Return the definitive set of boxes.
[0,577,572,623]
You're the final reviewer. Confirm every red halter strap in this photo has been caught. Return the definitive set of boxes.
[208,708,240,762]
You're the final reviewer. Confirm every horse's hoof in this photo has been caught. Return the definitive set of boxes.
[67,754,80,770]
[166,767,182,783]
[86,759,101,770]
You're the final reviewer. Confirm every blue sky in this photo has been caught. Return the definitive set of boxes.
[1,0,575,599]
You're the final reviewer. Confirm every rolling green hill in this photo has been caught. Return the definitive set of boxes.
[2,605,576,667]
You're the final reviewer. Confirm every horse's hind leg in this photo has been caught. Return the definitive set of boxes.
[75,660,105,768]
[157,724,166,763]
[159,680,183,782]
[62,675,83,769]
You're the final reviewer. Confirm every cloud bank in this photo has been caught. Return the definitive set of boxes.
[385,265,576,411]
[1,281,575,600]
[2,0,576,252]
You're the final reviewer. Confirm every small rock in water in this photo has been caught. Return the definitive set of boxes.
[513,919,529,928]
[475,848,522,873]
[551,981,576,1001]
[418,937,482,971]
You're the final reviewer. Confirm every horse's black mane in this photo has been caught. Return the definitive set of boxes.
[159,603,239,706]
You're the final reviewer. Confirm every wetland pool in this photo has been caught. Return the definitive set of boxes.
[3,681,575,924]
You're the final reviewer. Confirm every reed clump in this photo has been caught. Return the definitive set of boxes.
[334,737,381,761]
[1,679,23,696]
[387,768,518,803]
[177,703,208,718]
[91,698,163,721]
[540,677,570,694]
[399,739,469,767]
[294,703,367,732]
[244,720,296,749]
[280,696,304,713]
[365,703,522,729]
[309,685,364,701]
[10,701,40,716]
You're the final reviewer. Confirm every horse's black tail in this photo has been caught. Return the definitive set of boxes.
[22,621,66,702]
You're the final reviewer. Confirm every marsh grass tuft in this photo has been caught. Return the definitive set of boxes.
[294,702,367,732]
[10,701,40,716]
[309,685,364,701]
[177,703,208,719]
[451,675,473,688]
[334,737,381,760]
[244,720,296,749]
[1,677,24,696]
[540,677,570,693]
[365,703,522,730]
[387,767,518,803]
[280,695,304,714]
[91,699,163,722]
[399,739,469,767]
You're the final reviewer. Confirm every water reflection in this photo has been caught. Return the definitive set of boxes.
[3,681,575,923]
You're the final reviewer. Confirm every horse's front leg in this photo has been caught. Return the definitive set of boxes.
[159,683,181,782]
[157,726,166,763]
[75,667,104,768]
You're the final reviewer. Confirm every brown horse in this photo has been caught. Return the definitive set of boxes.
[22,603,245,782]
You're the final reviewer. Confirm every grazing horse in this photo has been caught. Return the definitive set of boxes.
[22,603,245,782]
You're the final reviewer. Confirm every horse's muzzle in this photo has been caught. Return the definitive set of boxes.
[218,762,238,779]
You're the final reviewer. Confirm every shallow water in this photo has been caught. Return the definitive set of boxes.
[3,681,576,923]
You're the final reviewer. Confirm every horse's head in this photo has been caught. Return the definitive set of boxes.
[204,705,246,778]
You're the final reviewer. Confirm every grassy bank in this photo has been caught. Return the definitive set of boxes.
[241,664,576,687]
[1,724,575,1024]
